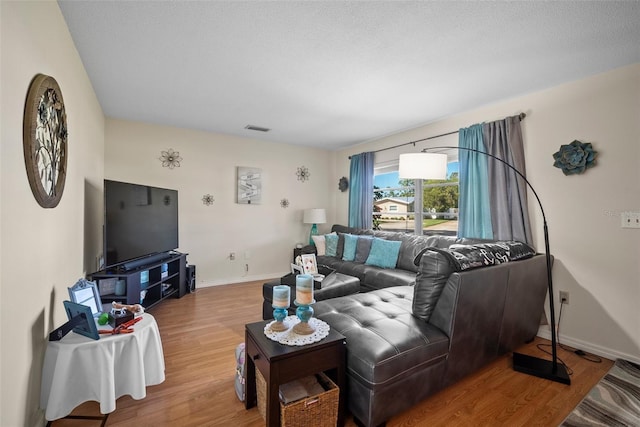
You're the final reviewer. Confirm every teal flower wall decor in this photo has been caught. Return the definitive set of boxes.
[552,140,597,175]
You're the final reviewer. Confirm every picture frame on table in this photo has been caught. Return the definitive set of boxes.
[62,300,100,340]
[68,278,102,318]
[300,254,318,275]
[290,263,304,276]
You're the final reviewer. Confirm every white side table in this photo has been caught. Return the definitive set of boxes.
[40,313,165,422]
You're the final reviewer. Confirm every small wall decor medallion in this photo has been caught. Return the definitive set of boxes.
[23,74,68,208]
[553,140,597,175]
[280,198,290,208]
[202,194,215,205]
[296,166,310,182]
[338,176,349,192]
[159,148,182,169]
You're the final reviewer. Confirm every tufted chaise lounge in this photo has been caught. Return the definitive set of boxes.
[313,246,549,427]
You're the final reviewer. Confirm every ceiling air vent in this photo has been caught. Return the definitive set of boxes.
[244,125,270,132]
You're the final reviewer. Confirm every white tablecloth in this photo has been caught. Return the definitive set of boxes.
[40,313,165,421]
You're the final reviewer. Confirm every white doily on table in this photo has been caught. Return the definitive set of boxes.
[264,315,330,346]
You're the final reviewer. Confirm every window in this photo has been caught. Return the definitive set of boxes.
[373,162,459,236]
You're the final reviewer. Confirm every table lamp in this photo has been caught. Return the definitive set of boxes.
[303,208,326,245]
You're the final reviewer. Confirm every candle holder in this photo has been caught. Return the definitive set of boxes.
[270,285,291,332]
[270,306,289,332]
[293,300,315,335]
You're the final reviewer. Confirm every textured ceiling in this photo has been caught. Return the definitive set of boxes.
[58,1,640,150]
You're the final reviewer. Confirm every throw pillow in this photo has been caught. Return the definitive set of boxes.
[311,235,326,256]
[412,249,456,322]
[365,237,402,269]
[336,233,346,259]
[354,236,373,263]
[325,233,339,257]
[342,234,358,261]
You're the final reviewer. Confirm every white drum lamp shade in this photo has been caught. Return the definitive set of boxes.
[303,208,327,225]
[398,153,448,180]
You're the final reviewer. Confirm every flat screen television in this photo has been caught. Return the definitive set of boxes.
[104,179,178,269]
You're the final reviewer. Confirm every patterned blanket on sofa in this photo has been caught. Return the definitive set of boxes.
[440,241,536,271]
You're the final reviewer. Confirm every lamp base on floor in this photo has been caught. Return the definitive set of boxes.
[513,352,571,385]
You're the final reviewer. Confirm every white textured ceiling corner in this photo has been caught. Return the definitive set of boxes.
[58,0,640,150]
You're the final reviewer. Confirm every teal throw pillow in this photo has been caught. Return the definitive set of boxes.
[365,237,402,269]
[325,234,339,257]
[342,234,358,261]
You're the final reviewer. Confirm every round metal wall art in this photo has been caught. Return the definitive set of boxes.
[202,194,215,205]
[296,166,310,182]
[338,176,349,192]
[159,148,183,169]
[23,74,68,208]
[552,140,597,175]
[280,198,290,208]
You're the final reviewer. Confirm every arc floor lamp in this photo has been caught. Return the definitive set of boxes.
[399,147,570,385]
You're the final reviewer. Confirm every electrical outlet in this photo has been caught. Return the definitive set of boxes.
[621,211,640,229]
[229,252,235,261]
[559,290,569,305]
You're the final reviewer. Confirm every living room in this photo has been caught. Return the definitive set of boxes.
[2,1,639,426]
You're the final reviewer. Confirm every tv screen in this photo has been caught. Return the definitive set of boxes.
[104,180,178,269]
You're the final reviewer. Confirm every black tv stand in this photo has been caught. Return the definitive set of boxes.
[121,252,172,272]
[90,253,187,310]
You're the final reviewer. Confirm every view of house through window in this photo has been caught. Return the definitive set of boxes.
[373,162,459,236]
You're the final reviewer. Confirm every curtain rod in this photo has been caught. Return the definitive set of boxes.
[348,112,526,159]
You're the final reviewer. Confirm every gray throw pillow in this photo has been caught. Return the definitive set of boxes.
[354,236,373,263]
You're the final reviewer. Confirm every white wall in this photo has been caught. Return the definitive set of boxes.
[337,64,640,363]
[0,2,105,426]
[105,119,337,286]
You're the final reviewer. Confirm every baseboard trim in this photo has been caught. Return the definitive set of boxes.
[196,272,288,288]
[537,326,640,365]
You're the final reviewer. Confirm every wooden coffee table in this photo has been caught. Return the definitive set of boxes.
[244,320,346,427]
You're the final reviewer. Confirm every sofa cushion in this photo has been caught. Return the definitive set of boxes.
[325,234,339,256]
[366,238,402,269]
[363,267,417,292]
[412,249,456,322]
[311,235,326,256]
[342,234,358,261]
[354,236,373,263]
[313,287,450,387]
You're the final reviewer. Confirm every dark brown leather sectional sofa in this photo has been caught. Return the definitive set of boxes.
[310,225,549,426]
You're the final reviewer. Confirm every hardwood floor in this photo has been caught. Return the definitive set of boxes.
[51,280,613,426]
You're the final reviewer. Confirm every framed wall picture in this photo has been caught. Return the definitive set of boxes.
[301,254,318,275]
[236,166,262,204]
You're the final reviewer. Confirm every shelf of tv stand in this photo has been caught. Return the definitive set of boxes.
[90,252,187,310]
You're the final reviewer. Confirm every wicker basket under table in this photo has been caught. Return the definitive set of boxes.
[256,368,339,427]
